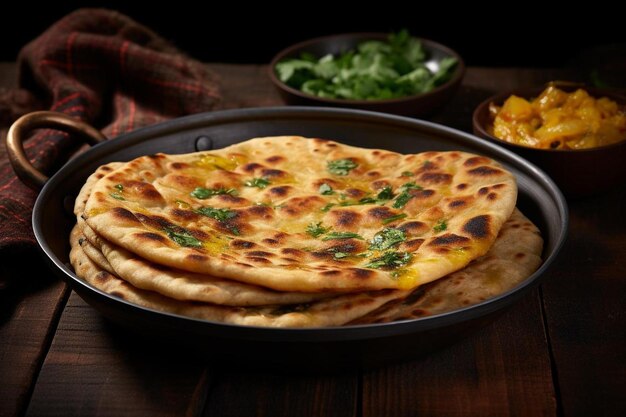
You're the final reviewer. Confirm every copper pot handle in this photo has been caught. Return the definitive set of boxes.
[6,111,107,190]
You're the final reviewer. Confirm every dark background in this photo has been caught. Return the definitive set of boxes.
[1,2,625,68]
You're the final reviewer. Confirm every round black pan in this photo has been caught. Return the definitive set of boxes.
[27,107,568,369]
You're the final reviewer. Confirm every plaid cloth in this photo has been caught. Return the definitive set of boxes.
[0,8,220,268]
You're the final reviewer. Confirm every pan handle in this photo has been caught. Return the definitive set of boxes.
[6,111,106,190]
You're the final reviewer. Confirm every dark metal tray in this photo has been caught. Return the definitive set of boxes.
[28,107,568,368]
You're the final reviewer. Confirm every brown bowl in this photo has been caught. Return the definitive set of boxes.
[472,84,626,198]
[269,33,465,117]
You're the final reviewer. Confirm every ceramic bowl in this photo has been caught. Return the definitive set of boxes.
[269,33,465,117]
[472,84,626,198]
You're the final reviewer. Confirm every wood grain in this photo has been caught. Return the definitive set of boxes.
[0,275,68,417]
[202,371,358,417]
[362,291,556,417]
[541,184,626,417]
[2,63,624,417]
[25,293,210,417]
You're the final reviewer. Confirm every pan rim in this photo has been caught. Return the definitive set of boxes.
[32,106,568,340]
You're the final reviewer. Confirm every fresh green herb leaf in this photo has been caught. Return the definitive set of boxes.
[245,178,271,189]
[306,222,329,238]
[322,232,364,241]
[393,182,424,209]
[327,159,358,176]
[392,193,412,209]
[370,228,406,250]
[190,187,238,199]
[401,171,414,177]
[195,206,237,222]
[382,213,408,225]
[164,227,203,248]
[356,196,377,204]
[333,252,349,259]
[319,183,334,195]
[376,186,394,200]
[110,184,125,200]
[365,251,412,269]
[423,160,433,168]
[399,182,424,191]
[433,219,448,232]
[275,30,457,101]
[321,203,336,212]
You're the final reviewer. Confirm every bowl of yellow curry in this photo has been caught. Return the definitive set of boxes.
[473,83,626,197]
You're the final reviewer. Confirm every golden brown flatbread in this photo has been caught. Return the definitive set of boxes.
[69,208,542,328]
[83,136,517,292]
[75,164,330,306]
[70,225,401,327]
[351,208,543,324]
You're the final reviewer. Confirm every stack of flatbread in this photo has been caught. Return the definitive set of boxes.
[70,136,543,327]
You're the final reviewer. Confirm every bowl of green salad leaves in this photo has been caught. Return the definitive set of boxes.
[269,30,464,117]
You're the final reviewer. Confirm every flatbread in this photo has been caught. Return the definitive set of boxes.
[351,209,543,324]
[70,225,401,327]
[75,164,330,306]
[84,136,517,292]
[69,208,542,328]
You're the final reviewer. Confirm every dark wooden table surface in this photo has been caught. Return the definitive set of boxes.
[1,63,624,417]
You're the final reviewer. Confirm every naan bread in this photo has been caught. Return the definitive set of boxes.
[84,136,517,292]
[351,209,543,324]
[76,164,329,306]
[70,226,401,327]
[69,209,542,328]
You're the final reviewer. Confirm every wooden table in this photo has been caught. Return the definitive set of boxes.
[1,64,624,417]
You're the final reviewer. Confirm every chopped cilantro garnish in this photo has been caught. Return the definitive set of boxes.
[401,171,414,177]
[382,213,407,225]
[275,30,458,100]
[306,222,329,238]
[195,206,239,235]
[321,203,336,212]
[322,232,364,241]
[376,186,394,200]
[245,177,270,189]
[327,159,358,176]
[393,182,424,208]
[370,228,406,251]
[190,187,238,199]
[423,160,433,168]
[333,252,349,259]
[164,227,202,248]
[433,219,448,232]
[400,182,424,192]
[319,183,334,195]
[365,251,412,269]
[110,184,125,200]
[195,206,237,222]
[392,193,412,209]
